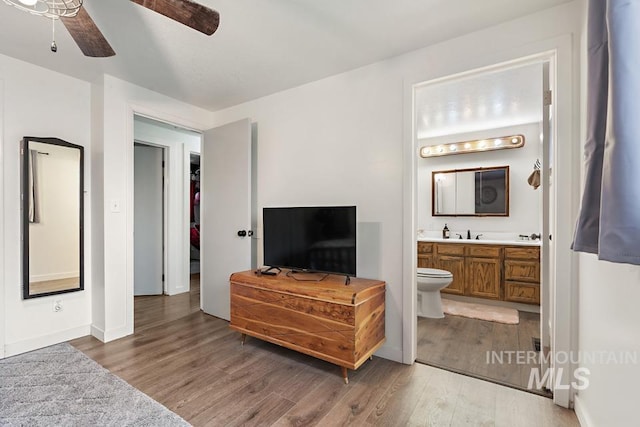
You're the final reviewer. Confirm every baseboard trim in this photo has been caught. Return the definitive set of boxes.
[374,344,403,363]
[574,395,591,427]
[4,324,91,357]
[90,324,106,342]
[102,324,133,343]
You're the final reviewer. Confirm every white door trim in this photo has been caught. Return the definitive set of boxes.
[124,106,207,335]
[0,80,5,359]
[402,35,579,408]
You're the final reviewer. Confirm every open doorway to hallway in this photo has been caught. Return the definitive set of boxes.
[132,115,202,330]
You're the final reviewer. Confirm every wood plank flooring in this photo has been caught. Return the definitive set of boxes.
[417,307,546,394]
[70,276,578,426]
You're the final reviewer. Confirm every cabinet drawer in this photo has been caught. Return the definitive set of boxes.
[505,281,540,304]
[417,242,433,254]
[505,246,540,260]
[505,260,540,282]
[436,244,465,256]
[467,245,501,258]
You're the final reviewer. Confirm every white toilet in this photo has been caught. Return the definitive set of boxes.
[417,268,453,318]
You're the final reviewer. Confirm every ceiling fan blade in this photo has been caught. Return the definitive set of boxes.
[61,7,115,57]
[131,0,220,36]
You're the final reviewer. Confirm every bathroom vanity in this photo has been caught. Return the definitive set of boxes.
[417,239,540,305]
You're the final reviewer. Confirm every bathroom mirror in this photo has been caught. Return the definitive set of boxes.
[432,166,509,216]
[21,137,84,299]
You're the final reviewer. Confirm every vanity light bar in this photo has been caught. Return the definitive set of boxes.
[419,134,525,158]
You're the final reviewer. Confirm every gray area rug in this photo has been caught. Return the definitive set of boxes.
[0,343,190,426]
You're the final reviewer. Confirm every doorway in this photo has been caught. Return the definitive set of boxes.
[127,114,255,333]
[133,143,165,296]
[410,56,555,396]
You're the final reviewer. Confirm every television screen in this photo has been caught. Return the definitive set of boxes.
[263,206,356,276]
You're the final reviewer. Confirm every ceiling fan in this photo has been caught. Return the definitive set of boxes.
[2,0,220,57]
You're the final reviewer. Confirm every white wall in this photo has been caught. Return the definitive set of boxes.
[575,258,640,426]
[133,116,201,296]
[0,53,92,356]
[93,75,212,342]
[28,142,80,281]
[210,2,583,363]
[417,123,542,238]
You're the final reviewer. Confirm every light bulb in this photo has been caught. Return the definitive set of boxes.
[18,0,38,6]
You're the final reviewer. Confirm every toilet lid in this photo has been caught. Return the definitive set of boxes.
[417,267,453,278]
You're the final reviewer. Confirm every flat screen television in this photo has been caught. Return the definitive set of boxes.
[263,206,356,276]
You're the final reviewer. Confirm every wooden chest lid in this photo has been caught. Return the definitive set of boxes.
[230,270,385,305]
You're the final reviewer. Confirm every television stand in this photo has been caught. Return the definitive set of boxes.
[229,270,386,384]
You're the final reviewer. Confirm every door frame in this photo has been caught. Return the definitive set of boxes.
[0,81,5,359]
[125,108,206,335]
[402,36,579,408]
[133,141,167,295]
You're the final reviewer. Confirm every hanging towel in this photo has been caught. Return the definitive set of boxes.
[527,169,541,190]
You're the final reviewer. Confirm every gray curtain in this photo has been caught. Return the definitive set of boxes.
[572,0,640,265]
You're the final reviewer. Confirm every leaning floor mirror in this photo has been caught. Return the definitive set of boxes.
[21,137,84,299]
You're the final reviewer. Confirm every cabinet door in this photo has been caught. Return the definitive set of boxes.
[417,242,435,268]
[417,255,434,268]
[466,257,501,299]
[438,255,465,295]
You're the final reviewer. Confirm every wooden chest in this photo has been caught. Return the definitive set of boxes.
[229,270,386,383]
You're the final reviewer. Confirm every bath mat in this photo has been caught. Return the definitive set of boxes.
[443,299,519,324]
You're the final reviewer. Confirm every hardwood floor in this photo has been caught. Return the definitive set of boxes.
[417,307,546,395]
[70,276,578,426]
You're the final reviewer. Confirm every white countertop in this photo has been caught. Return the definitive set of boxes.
[417,237,541,247]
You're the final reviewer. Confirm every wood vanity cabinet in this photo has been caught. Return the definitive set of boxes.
[504,246,541,305]
[417,242,434,268]
[435,244,465,295]
[417,241,540,305]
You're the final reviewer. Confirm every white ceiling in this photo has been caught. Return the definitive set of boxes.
[0,0,571,111]
[415,63,544,139]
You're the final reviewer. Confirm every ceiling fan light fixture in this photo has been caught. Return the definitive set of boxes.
[3,0,82,19]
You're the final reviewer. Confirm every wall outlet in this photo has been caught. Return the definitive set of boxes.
[53,300,63,313]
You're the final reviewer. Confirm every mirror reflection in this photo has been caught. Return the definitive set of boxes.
[432,166,509,216]
[22,137,84,299]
